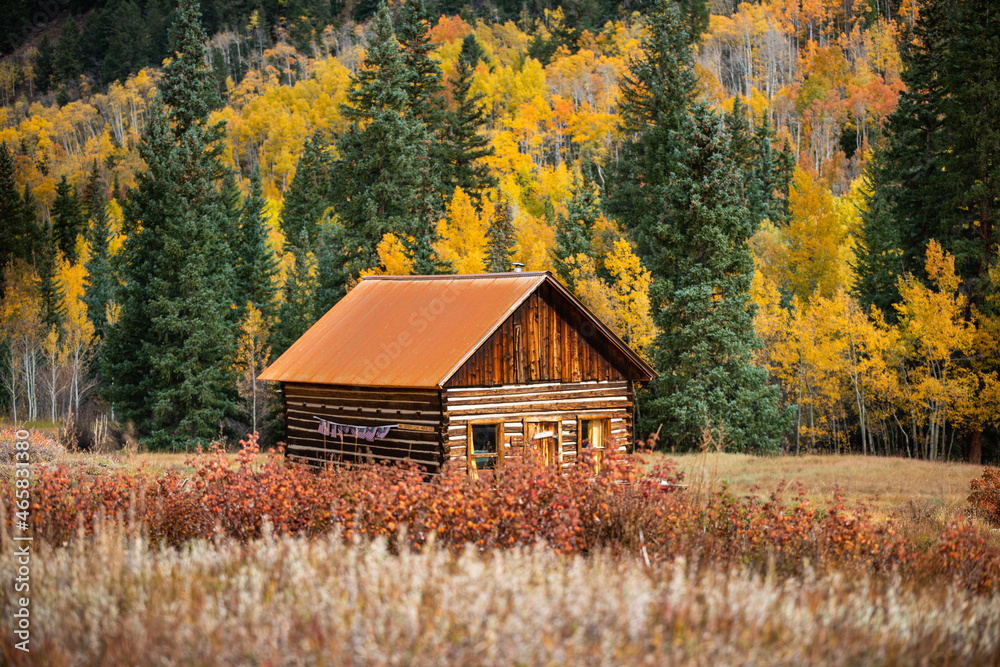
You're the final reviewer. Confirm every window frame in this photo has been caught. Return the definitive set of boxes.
[576,415,613,457]
[466,420,505,478]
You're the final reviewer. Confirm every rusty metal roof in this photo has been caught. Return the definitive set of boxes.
[259,272,655,387]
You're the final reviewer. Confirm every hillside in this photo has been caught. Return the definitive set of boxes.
[0,0,997,462]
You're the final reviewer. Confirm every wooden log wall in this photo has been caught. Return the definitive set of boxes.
[282,383,446,472]
[446,283,630,388]
[442,380,634,466]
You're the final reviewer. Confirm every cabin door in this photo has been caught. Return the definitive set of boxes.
[524,420,561,466]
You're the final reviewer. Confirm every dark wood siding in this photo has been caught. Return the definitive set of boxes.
[446,282,634,387]
[442,380,634,466]
[282,383,446,471]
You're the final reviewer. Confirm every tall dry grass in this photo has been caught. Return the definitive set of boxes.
[1,521,999,666]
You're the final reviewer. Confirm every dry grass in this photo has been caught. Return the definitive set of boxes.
[663,451,984,509]
[2,523,998,666]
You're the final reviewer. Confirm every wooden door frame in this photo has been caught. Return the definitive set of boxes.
[522,417,563,466]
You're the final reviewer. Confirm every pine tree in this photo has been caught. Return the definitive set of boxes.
[485,194,516,273]
[442,34,496,207]
[552,180,601,289]
[331,1,438,283]
[103,0,238,447]
[606,0,790,452]
[273,243,317,358]
[54,16,83,87]
[51,176,86,263]
[83,162,113,339]
[37,218,65,332]
[35,36,55,94]
[235,168,279,322]
[281,130,332,250]
[855,0,1000,316]
[397,0,445,134]
[0,142,32,296]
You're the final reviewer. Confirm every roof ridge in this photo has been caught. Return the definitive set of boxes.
[362,272,550,281]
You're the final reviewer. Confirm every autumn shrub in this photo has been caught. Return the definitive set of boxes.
[3,434,999,594]
[969,466,1000,528]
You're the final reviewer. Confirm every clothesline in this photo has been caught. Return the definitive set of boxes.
[314,417,398,443]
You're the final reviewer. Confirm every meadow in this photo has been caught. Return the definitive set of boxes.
[1,429,999,665]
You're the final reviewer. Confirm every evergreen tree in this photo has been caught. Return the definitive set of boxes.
[606,0,790,452]
[235,168,279,322]
[54,16,83,86]
[273,243,317,358]
[552,179,601,289]
[281,130,332,250]
[331,1,437,283]
[396,0,445,133]
[0,142,33,296]
[102,0,153,85]
[486,194,516,273]
[725,98,793,229]
[103,0,238,446]
[441,34,496,207]
[855,0,1000,316]
[82,162,113,339]
[313,221,347,317]
[37,218,65,332]
[35,36,55,94]
[51,175,86,263]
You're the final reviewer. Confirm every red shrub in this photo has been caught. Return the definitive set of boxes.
[3,435,998,594]
[969,466,1000,528]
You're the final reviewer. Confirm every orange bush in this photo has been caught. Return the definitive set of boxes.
[3,435,998,594]
[969,466,1000,528]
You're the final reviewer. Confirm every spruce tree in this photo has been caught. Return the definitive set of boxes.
[442,34,496,207]
[51,175,86,263]
[606,0,789,452]
[35,36,55,94]
[331,1,437,282]
[273,243,317,358]
[235,168,279,322]
[103,0,238,446]
[397,0,446,134]
[0,142,31,296]
[485,194,516,273]
[54,16,83,87]
[281,130,332,250]
[37,218,65,332]
[552,180,601,289]
[83,162,113,339]
[855,0,1000,315]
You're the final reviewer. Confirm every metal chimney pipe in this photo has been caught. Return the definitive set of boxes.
[511,262,524,272]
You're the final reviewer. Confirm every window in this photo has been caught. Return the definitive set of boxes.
[467,422,504,478]
[578,416,611,472]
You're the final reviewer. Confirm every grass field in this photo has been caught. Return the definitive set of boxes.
[666,451,984,508]
[2,430,999,665]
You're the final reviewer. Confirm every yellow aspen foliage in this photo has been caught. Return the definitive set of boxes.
[362,233,416,277]
[235,304,272,433]
[783,166,851,299]
[569,253,617,324]
[435,188,492,274]
[893,240,976,459]
[513,208,555,272]
[603,238,656,358]
[568,240,655,359]
[57,256,95,414]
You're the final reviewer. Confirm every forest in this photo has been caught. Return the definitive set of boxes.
[0,0,997,463]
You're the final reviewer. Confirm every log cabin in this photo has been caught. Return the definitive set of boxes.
[258,271,656,476]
